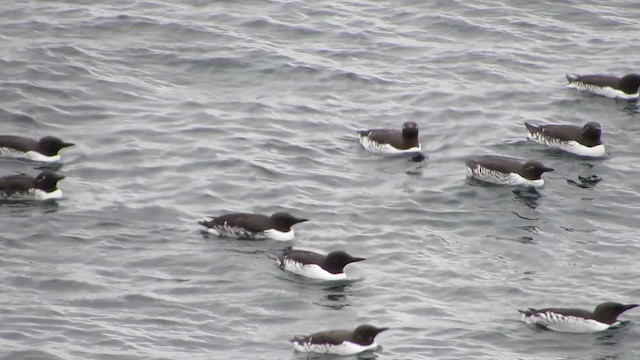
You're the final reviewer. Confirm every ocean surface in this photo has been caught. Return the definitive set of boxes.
[1,1,640,359]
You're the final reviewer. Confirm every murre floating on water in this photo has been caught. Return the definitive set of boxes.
[198,212,308,241]
[291,324,388,355]
[566,73,640,100]
[525,121,605,158]
[276,249,365,281]
[465,157,554,188]
[0,135,74,162]
[519,302,639,333]
[358,121,421,154]
[0,170,65,200]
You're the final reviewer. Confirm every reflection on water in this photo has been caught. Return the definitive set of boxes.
[33,162,64,171]
[3,0,640,358]
[313,283,354,310]
[617,100,639,115]
[595,321,632,347]
[512,188,541,209]
[292,350,379,360]
[410,153,426,163]
[567,175,603,189]
[0,199,60,214]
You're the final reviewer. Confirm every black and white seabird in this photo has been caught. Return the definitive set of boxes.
[519,302,638,333]
[566,73,640,100]
[465,157,554,188]
[358,121,421,154]
[525,121,605,158]
[0,135,74,162]
[198,212,308,241]
[0,170,65,200]
[291,324,388,355]
[276,249,365,280]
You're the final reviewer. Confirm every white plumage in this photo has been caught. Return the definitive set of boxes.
[527,132,606,158]
[566,82,638,100]
[292,340,378,355]
[34,188,63,200]
[0,147,61,162]
[262,228,295,241]
[358,135,421,154]
[1,188,63,201]
[202,224,254,238]
[522,312,613,333]
[202,224,294,241]
[25,151,61,162]
[277,258,348,281]
[466,164,544,188]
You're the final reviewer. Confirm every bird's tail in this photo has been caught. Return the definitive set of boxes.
[518,308,536,316]
[289,335,305,343]
[198,218,214,227]
[524,122,541,133]
[566,73,580,83]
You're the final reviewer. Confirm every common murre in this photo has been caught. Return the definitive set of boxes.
[525,121,605,158]
[198,212,308,241]
[0,170,65,200]
[358,121,421,154]
[0,135,74,162]
[566,73,640,100]
[519,302,638,333]
[465,157,554,188]
[276,249,365,280]
[291,324,388,355]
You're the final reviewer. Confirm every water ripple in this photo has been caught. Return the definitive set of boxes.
[1,0,640,359]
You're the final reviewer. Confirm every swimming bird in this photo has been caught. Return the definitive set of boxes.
[525,121,605,158]
[198,212,308,241]
[465,157,554,188]
[291,324,388,355]
[0,135,74,162]
[0,170,65,200]
[519,302,638,333]
[276,249,365,280]
[358,121,421,154]
[566,73,640,100]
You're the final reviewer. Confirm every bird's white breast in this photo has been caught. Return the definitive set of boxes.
[280,259,347,280]
[201,224,294,241]
[1,188,63,201]
[293,340,378,355]
[25,151,61,162]
[0,147,61,162]
[567,82,639,100]
[263,228,294,241]
[358,135,421,154]
[466,165,544,188]
[522,312,612,333]
[527,132,606,158]
[35,189,63,200]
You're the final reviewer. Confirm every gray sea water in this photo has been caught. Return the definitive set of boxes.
[1,1,640,359]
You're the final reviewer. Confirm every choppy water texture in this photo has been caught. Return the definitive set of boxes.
[1,1,640,359]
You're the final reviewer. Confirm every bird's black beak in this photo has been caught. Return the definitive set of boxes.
[293,218,309,224]
[349,257,366,263]
[623,304,639,312]
[54,174,66,182]
[542,167,555,173]
[62,142,75,148]
[375,327,389,335]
